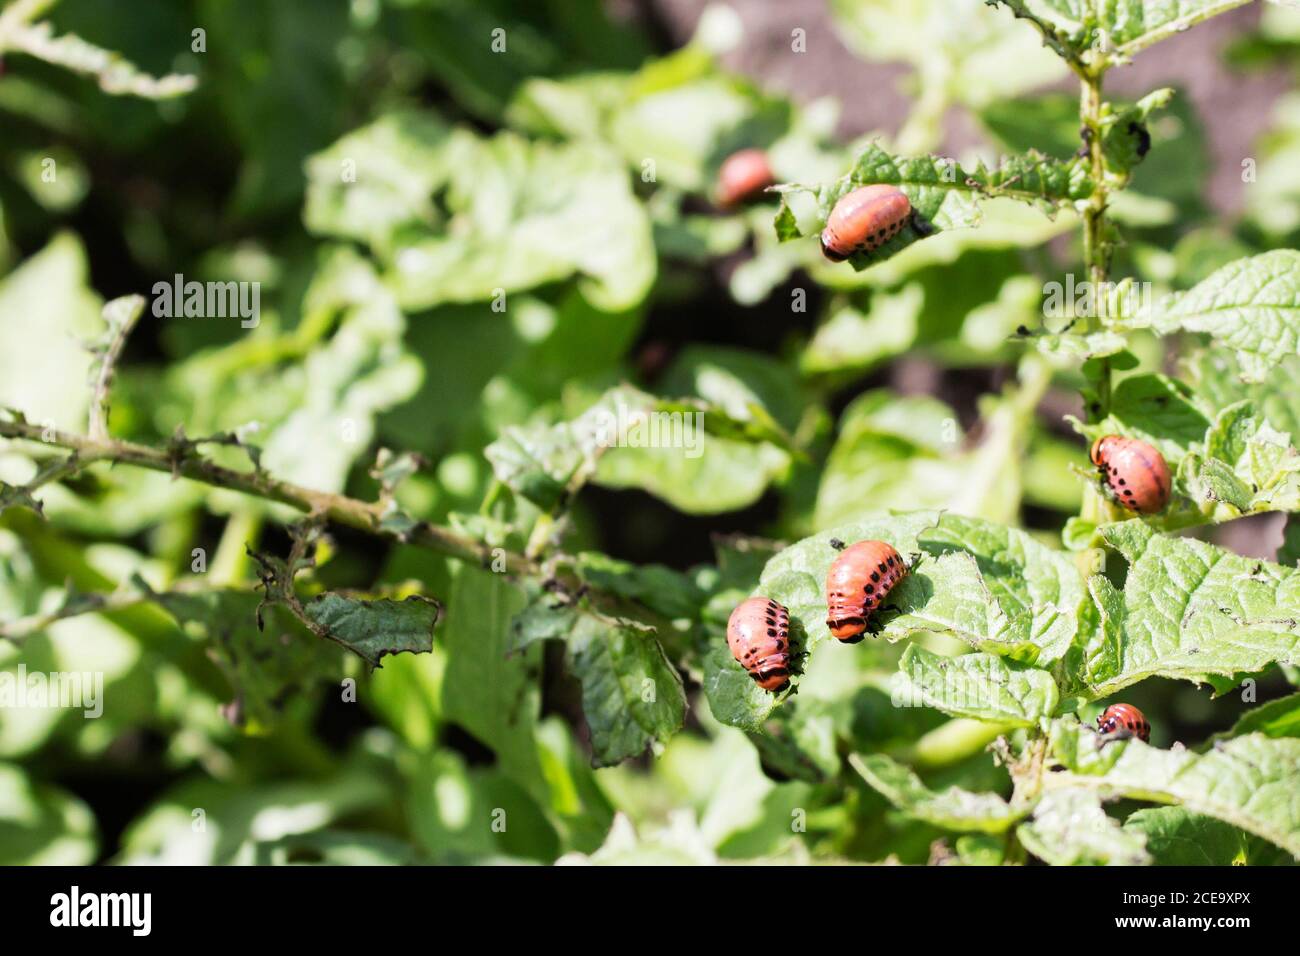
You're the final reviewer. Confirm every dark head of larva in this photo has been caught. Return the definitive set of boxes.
[716,148,776,209]
[1090,434,1171,515]
[819,184,912,262]
[726,596,792,693]
[825,539,906,642]
[1096,702,1150,743]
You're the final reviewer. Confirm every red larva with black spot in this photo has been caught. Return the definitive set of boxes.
[727,596,792,692]
[1090,435,1171,515]
[820,184,912,261]
[1096,703,1150,742]
[825,539,907,642]
[716,148,775,209]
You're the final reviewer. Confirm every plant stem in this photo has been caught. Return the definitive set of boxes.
[1080,66,1113,421]
[0,417,536,578]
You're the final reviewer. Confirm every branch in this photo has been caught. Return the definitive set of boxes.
[0,413,537,577]
[0,574,209,642]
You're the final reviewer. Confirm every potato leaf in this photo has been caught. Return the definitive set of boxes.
[849,753,1025,834]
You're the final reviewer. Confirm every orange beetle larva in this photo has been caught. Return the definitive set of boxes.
[1089,435,1171,515]
[1096,702,1151,742]
[727,596,793,692]
[825,539,908,642]
[716,148,776,209]
[820,184,912,261]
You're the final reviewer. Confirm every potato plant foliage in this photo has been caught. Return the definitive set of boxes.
[1,0,1299,866]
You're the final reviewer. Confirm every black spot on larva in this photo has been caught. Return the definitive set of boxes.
[871,571,880,582]
[866,584,875,594]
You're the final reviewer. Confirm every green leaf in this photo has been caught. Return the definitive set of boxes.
[487,384,791,516]
[1128,251,1300,380]
[116,761,389,864]
[1078,373,1211,461]
[1186,349,1300,441]
[512,589,685,767]
[1122,805,1295,865]
[803,248,1039,375]
[248,830,428,866]
[299,592,439,669]
[152,589,344,730]
[1049,720,1300,858]
[440,567,546,791]
[163,247,421,496]
[849,753,1024,834]
[1074,376,1300,534]
[896,645,1061,726]
[805,514,1088,662]
[1179,402,1300,518]
[304,111,454,252]
[828,0,1067,109]
[573,552,704,620]
[1017,788,1152,866]
[1104,1,1256,58]
[1244,90,1300,237]
[814,371,1044,529]
[708,512,1088,730]
[406,751,557,863]
[595,435,790,515]
[659,346,806,435]
[0,233,103,430]
[1086,521,1300,695]
[775,143,1090,270]
[1218,692,1300,740]
[484,385,648,512]
[385,132,655,312]
[0,763,97,865]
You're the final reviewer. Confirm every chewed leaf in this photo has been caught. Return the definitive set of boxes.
[773,142,1090,270]
[1017,789,1151,866]
[1084,521,1300,695]
[300,593,441,668]
[896,645,1060,726]
[849,753,1025,834]
[1049,720,1300,859]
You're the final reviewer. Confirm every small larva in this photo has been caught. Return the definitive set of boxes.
[820,185,912,261]
[716,148,775,209]
[726,596,793,692]
[1089,435,1171,515]
[1096,703,1150,743]
[825,539,907,642]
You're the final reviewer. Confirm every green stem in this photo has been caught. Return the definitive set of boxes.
[1080,67,1113,422]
